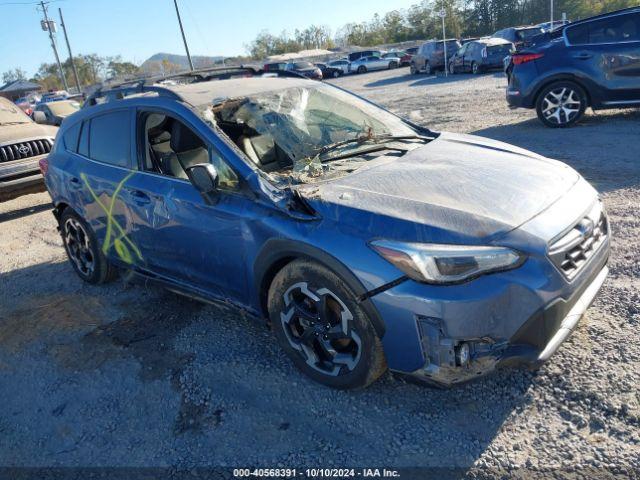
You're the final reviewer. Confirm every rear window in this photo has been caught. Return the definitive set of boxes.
[293,62,313,69]
[566,13,640,45]
[487,44,512,54]
[516,28,543,40]
[88,110,131,168]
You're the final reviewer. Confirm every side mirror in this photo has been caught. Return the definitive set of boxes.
[33,111,47,124]
[186,163,219,204]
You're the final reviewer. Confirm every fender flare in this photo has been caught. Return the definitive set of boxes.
[253,238,386,338]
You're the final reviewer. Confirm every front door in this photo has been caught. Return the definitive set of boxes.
[125,111,252,304]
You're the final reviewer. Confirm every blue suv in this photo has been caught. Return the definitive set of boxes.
[43,70,610,388]
[507,7,640,127]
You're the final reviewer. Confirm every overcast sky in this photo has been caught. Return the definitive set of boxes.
[0,0,417,77]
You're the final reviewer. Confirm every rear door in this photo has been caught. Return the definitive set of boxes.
[67,109,139,267]
[565,11,640,104]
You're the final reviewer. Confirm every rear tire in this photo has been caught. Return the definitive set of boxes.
[471,62,481,75]
[60,209,118,284]
[410,63,418,75]
[268,260,387,389]
[332,70,340,78]
[357,66,367,74]
[388,61,398,69]
[425,62,432,75]
[536,81,587,128]
[449,62,456,75]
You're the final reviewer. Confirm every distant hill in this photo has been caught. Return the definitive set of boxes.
[141,52,225,71]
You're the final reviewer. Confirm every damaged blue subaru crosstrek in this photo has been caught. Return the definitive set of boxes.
[42,69,610,389]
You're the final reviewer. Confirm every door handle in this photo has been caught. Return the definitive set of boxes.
[129,189,151,204]
[69,177,81,189]
[573,52,593,60]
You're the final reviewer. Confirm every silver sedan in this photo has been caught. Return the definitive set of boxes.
[349,56,400,74]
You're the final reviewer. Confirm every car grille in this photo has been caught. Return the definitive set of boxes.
[548,203,608,280]
[0,139,52,163]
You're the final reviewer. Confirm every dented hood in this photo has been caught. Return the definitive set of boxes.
[298,132,580,242]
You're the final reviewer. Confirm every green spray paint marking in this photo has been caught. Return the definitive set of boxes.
[80,172,143,265]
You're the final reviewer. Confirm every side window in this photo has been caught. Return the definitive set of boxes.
[78,121,89,157]
[89,110,131,168]
[568,13,640,45]
[140,112,239,190]
[63,121,82,152]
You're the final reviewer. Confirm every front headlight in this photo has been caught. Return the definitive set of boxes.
[369,240,525,284]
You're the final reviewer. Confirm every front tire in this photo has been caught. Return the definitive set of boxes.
[388,61,398,69]
[357,66,367,74]
[425,62,432,75]
[60,209,117,284]
[449,62,456,75]
[410,63,418,75]
[268,260,386,389]
[332,70,340,78]
[471,62,481,75]
[536,81,587,128]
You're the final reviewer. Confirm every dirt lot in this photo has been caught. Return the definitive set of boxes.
[1,68,639,476]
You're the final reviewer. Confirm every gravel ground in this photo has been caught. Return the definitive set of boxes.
[0,68,639,477]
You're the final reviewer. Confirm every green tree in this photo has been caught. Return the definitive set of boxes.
[2,68,27,84]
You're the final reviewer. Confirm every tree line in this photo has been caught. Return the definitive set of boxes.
[2,54,141,92]
[247,0,637,56]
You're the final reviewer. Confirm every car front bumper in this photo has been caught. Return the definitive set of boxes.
[368,228,610,387]
[0,156,45,201]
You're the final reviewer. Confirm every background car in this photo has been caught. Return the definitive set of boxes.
[349,55,400,73]
[347,50,381,62]
[410,39,462,75]
[506,6,640,127]
[0,96,57,201]
[383,50,410,66]
[492,25,544,48]
[285,62,323,79]
[33,100,80,126]
[13,97,36,117]
[449,38,514,74]
[263,62,287,72]
[40,90,70,103]
[327,59,350,74]
[314,63,343,78]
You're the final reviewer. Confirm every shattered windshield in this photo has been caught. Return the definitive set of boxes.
[201,83,426,184]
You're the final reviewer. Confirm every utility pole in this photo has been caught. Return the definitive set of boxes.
[550,0,554,28]
[59,8,81,94]
[173,0,194,71]
[439,9,448,77]
[40,1,68,91]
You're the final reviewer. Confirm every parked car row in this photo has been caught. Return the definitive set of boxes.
[507,6,640,127]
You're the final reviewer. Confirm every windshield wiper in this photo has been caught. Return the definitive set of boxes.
[312,133,431,161]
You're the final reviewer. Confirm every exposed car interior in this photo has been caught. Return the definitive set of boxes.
[143,114,209,179]
[143,113,238,189]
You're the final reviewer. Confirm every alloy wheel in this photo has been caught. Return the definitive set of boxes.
[64,218,95,277]
[541,87,582,125]
[472,62,479,74]
[280,282,362,377]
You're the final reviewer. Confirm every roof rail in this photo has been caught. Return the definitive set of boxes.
[83,80,182,108]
